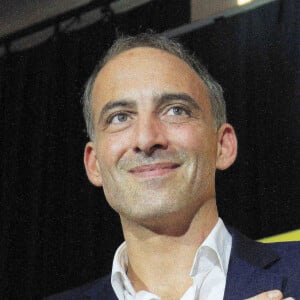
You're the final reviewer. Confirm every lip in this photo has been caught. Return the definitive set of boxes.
[128,162,180,178]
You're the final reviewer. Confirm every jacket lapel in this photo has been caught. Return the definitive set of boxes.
[224,228,285,300]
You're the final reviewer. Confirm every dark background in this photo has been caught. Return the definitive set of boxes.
[0,0,299,299]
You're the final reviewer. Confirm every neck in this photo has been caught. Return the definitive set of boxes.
[120,197,218,299]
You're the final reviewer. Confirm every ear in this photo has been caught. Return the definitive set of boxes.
[216,123,238,170]
[83,141,103,187]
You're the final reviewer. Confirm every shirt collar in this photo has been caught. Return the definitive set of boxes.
[111,218,232,298]
[190,218,232,277]
[111,241,136,299]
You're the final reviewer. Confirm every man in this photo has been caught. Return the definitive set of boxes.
[46,34,300,299]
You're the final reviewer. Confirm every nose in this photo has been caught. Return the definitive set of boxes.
[133,115,168,156]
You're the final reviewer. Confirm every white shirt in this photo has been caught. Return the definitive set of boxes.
[111,218,232,300]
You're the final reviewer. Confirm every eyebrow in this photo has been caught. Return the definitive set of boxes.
[98,99,136,124]
[157,93,201,111]
[97,92,201,124]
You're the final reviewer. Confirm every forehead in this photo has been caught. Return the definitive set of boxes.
[92,47,209,108]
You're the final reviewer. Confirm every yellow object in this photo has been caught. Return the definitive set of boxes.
[237,0,252,6]
[258,229,300,243]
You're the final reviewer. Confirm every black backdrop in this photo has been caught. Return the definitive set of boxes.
[0,0,299,299]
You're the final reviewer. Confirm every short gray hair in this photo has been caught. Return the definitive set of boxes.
[82,33,227,140]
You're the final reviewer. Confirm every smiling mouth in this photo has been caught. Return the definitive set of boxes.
[129,162,180,178]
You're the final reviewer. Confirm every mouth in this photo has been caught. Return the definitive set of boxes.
[128,162,180,178]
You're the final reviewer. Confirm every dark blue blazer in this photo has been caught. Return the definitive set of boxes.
[45,228,300,299]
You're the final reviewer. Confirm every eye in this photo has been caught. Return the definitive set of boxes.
[167,106,189,116]
[109,113,129,124]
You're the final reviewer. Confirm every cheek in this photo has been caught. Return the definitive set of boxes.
[170,125,218,171]
[170,124,215,151]
[98,132,132,166]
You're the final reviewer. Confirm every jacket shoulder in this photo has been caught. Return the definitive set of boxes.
[226,228,300,298]
[44,274,115,300]
[230,226,300,273]
[266,240,300,254]
[266,241,300,271]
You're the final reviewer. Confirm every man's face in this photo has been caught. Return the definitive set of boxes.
[85,47,231,226]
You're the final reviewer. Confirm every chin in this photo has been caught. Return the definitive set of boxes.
[119,197,191,224]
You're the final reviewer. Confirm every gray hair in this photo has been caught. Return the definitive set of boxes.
[82,33,227,140]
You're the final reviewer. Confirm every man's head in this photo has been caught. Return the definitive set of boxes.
[83,33,226,141]
[83,33,237,229]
